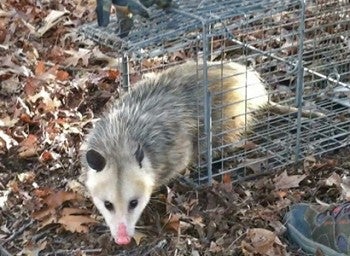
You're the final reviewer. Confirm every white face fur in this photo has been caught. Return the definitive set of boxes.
[84,148,155,245]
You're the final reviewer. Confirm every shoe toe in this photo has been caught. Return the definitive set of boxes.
[284,203,313,239]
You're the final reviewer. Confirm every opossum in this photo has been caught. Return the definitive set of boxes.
[80,61,278,245]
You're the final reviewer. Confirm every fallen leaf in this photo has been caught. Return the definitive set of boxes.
[274,170,307,190]
[107,69,120,80]
[17,171,36,183]
[242,228,286,255]
[32,206,56,222]
[238,157,269,174]
[340,176,350,201]
[33,188,52,198]
[65,48,91,67]
[241,141,258,151]
[0,190,10,209]
[39,150,55,162]
[325,172,341,187]
[21,240,47,256]
[133,231,147,245]
[275,190,287,199]
[0,76,21,94]
[44,190,82,209]
[163,214,180,234]
[56,69,69,81]
[91,47,118,67]
[58,207,97,233]
[209,241,222,253]
[18,134,38,158]
[36,10,69,37]
[221,173,233,192]
[28,87,61,111]
[0,130,18,150]
[0,115,19,127]
[35,61,46,76]
[303,155,316,171]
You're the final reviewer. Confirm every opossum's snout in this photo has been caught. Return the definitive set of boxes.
[83,144,156,246]
[115,223,131,245]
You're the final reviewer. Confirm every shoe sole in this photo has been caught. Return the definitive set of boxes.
[287,222,347,256]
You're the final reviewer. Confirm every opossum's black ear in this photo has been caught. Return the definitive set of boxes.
[86,149,106,172]
[134,144,144,168]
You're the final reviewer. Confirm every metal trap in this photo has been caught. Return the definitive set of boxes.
[79,0,350,184]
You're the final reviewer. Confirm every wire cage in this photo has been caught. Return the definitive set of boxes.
[79,0,350,184]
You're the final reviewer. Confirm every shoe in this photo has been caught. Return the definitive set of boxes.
[284,202,350,255]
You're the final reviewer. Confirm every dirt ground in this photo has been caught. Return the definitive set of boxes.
[1,0,350,255]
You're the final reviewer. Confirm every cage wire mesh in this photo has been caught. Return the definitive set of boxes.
[79,0,350,184]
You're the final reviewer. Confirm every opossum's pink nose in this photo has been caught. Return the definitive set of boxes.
[115,223,131,245]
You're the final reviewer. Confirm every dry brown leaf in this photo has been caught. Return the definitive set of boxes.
[33,187,52,198]
[170,51,187,61]
[35,61,46,76]
[241,141,258,151]
[238,157,268,174]
[91,47,118,67]
[19,134,38,146]
[65,48,91,67]
[325,172,341,187]
[221,173,233,192]
[17,171,36,183]
[340,176,350,201]
[44,190,82,209]
[0,190,10,209]
[107,69,120,80]
[58,207,97,233]
[36,10,69,37]
[209,241,222,253]
[0,130,18,150]
[32,207,56,222]
[133,231,147,245]
[242,228,286,255]
[303,155,316,171]
[275,190,287,199]
[56,70,69,81]
[274,170,307,190]
[0,115,19,128]
[60,207,91,216]
[0,55,32,76]
[18,147,37,158]
[0,76,21,94]
[20,113,34,124]
[18,134,38,158]
[21,240,47,256]
[163,214,180,234]
[39,150,55,163]
[28,87,61,111]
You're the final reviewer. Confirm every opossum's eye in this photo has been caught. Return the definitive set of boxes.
[128,199,138,211]
[134,144,144,168]
[104,200,114,211]
[86,149,106,172]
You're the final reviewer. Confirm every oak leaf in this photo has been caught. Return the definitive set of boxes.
[58,207,97,233]
[274,170,306,190]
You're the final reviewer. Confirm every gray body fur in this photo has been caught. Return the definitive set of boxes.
[82,61,268,185]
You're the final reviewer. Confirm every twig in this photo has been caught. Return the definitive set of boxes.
[2,219,34,245]
[44,248,103,256]
[0,244,12,256]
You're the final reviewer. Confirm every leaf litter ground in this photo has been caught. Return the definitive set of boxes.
[1,0,350,255]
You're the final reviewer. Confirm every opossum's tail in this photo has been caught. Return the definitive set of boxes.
[268,101,325,118]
